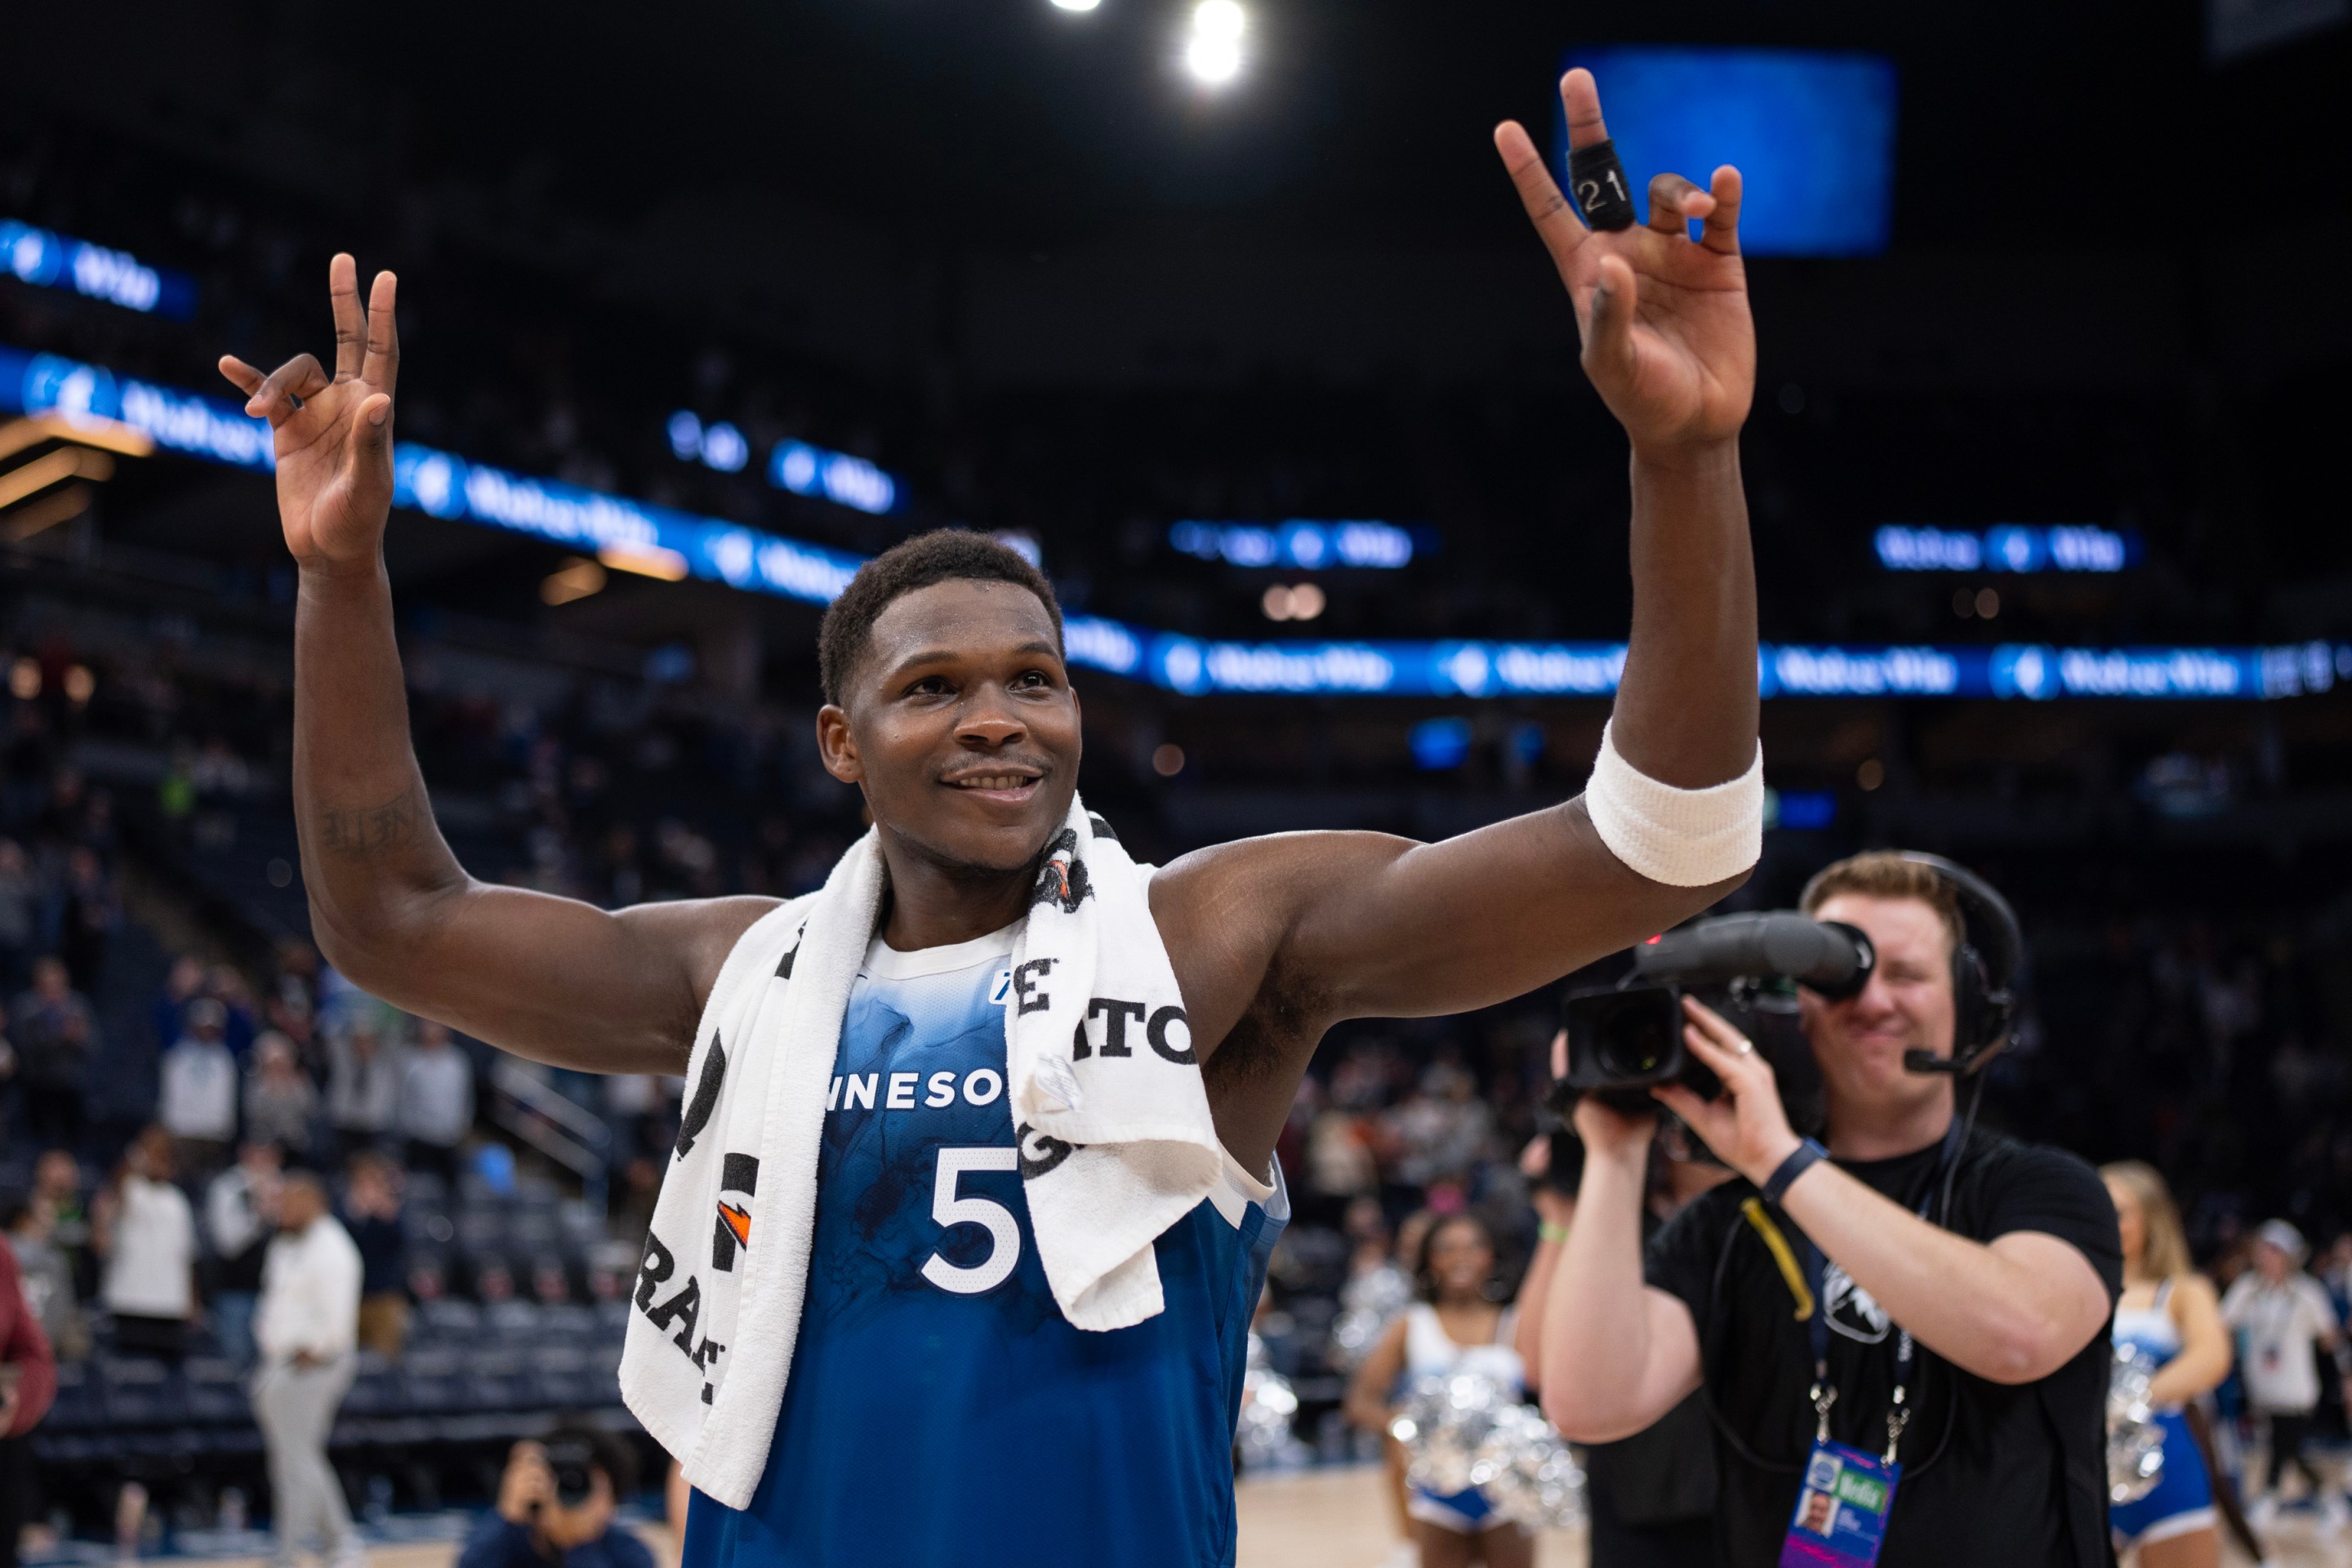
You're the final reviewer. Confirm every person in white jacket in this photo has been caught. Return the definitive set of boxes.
[252,1173,365,1568]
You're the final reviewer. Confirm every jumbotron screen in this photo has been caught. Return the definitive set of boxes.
[1559,46,1898,257]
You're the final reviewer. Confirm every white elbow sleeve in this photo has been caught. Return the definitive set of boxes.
[1584,721,1764,888]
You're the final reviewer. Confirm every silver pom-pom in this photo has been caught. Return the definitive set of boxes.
[1236,1334,1307,1472]
[1330,1266,1414,1370]
[2106,1342,2167,1504]
[1474,1399,1587,1530]
[1390,1374,1584,1530]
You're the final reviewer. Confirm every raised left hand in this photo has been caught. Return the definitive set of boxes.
[1494,69,1755,452]
[1652,996,1802,1187]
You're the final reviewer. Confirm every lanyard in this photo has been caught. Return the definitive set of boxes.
[1796,1118,1964,1465]
[1804,1241,1914,1463]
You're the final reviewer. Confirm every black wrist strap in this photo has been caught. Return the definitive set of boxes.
[1762,1138,1829,1205]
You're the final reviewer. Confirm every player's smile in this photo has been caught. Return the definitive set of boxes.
[938,762,1047,808]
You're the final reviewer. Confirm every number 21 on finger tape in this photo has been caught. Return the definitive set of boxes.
[1566,138,1637,229]
[1780,1441,1900,1568]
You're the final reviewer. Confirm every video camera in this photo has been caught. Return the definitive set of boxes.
[1553,913,1868,1130]
[540,1437,602,1509]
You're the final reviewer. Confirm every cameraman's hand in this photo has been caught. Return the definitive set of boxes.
[497,1442,554,1526]
[1571,1096,1657,1165]
[1554,1028,1657,1164]
[1653,998,1802,1187]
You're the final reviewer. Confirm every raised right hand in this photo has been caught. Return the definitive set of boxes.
[218,253,398,574]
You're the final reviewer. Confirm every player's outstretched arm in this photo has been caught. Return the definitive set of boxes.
[1159,69,1757,1084]
[221,256,772,1075]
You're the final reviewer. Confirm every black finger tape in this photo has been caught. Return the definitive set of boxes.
[1566,138,1637,231]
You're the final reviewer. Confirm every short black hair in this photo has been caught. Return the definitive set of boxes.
[817,530,1062,706]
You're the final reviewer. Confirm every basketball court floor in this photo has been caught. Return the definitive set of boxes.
[123,1464,2352,1568]
[1231,1464,2351,1566]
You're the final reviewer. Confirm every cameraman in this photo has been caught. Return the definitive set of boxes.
[1539,852,2121,1568]
[461,1428,654,1568]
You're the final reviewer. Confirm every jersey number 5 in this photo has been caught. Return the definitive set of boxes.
[921,1146,1021,1295]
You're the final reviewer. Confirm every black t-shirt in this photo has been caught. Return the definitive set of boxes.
[1646,1128,2123,1568]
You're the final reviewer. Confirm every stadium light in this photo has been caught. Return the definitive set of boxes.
[1186,0,1245,84]
[1051,0,1101,11]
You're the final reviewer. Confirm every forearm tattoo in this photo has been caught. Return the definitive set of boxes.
[317,787,421,859]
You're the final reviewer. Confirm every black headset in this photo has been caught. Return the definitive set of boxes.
[1898,853,2022,1076]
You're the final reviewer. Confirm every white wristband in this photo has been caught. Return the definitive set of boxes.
[1584,721,1763,888]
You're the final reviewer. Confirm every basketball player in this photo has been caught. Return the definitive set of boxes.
[219,69,1757,1566]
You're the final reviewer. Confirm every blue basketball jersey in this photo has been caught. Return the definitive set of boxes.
[681,924,1289,1568]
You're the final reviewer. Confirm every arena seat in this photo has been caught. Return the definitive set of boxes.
[538,1302,597,1344]
[94,1357,178,1427]
[181,1356,253,1425]
[485,1299,544,1341]
[416,1298,483,1343]
[395,1348,467,1418]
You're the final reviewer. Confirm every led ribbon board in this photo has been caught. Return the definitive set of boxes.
[0,347,272,470]
[3,345,2336,702]
[1169,519,1418,570]
[1875,524,2138,573]
[668,410,902,517]
[1,222,198,320]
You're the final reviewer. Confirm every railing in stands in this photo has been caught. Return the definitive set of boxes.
[488,1058,612,1210]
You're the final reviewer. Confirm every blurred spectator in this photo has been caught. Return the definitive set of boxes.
[56,848,117,996]
[209,965,260,1061]
[245,1032,319,1160]
[0,1225,58,1568]
[207,1142,284,1367]
[152,956,207,1066]
[2,1200,82,1362]
[342,1153,409,1358]
[252,1171,363,1568]
[11,959,93,1147]
[1304,1105,1379,1211]
[266,941,320,1060]
[461,1430,652,1568]
[29,1151,91,1301]
[0,841,33,992]
[159,997,239,1176]
[2223,1218,2350,1525]
[94,1127,198,1362]
[1383,1061,1495,1192]
[399,1022,474,1184]
[189,737,252,802]
[326,1019,399,1160]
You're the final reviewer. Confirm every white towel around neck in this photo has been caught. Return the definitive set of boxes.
[617,797,1225,1508]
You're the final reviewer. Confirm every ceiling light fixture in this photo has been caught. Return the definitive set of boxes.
[1051,0,1102,11]
[1186,0,1245,84]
